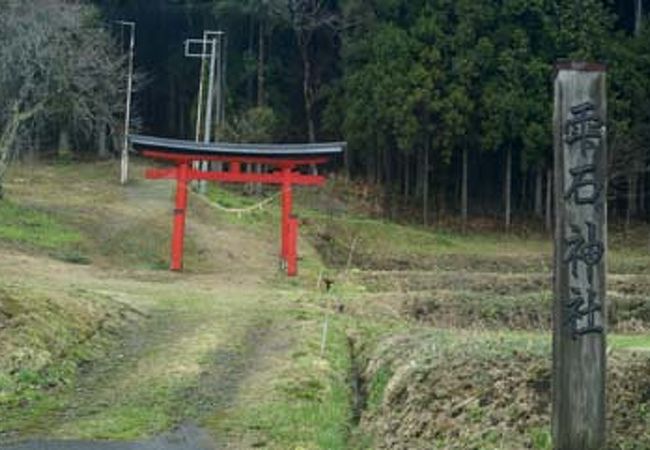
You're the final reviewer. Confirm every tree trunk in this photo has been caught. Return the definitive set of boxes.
[383,144,394,219]
[247,16,255,105]
[423,140,430,226]
[257,19,266,107]
[535,166,543,218]
[179,96,187,138]
[299,44,316,143]
[397,154,403,197]
[415,148,423,198]
[640,173,646,217]
[505,146,512,230]
[26,133,38,165]
[366,148,373,182]
[546,167,553,232]
[520,169,528,212]
[630,173,639,218]
[344,141,351,181]
[0,102,44,198]
[627,174,638,229]
[58,128,71,158]
[461,146,468,231]
[375,145,381,185]
[404,153,410,199]
[97,121,108,159]
[168,80,176,135]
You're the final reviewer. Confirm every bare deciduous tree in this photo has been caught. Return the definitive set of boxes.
[271,0,340,143]
[0,0,128,197]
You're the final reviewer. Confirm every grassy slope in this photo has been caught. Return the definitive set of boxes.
[304,196,649,449]
[1,161,649,449]
[0,162,353,449]
[0,201,83,250]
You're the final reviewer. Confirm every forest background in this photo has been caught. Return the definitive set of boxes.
[1,0,649,230]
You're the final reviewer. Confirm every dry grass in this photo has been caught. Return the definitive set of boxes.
[0,160,352,448]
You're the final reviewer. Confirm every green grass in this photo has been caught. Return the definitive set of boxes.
[60,404,172,440]
[0,200,82,250]
[240,380,351,449]
[200,182,649,274]
[2,163,648,448]
[365,366,392,414]
[0,284,131,435]
[609,334,650,350]
[299,206,549,255]
[204,184,277,227]
[463,329,650,352]
[529,428,553,450]
[207,305,355,449]
[33,288,352,444]
[92,217,172,270]
[293,192,650,273]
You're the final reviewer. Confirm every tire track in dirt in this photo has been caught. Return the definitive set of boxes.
[0,424,215,450]
[1,164,291,449]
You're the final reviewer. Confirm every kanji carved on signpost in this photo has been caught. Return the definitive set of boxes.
[564,222,604,286]
[565,102,604,157]
[564,287,604,339]
[562,98,605,338]
[564,165,603,205]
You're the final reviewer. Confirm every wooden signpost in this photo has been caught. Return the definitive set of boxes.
[552,62,608,450]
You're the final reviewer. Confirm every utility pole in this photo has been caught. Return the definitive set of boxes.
[194,37,207,143]
[203,36,219,146]
[116,20,135,185]
[217,33,227,132]
[185,31,226,193]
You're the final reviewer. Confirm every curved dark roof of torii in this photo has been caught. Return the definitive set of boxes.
[130,134,346,158]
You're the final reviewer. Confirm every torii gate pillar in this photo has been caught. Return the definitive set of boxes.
[281,167,298,276]
[171,162,189,271]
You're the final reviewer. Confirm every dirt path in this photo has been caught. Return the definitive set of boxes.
[0,164,294,449]
[1,425,215,450]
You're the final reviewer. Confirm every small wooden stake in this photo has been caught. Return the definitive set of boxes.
[552,61,608,450]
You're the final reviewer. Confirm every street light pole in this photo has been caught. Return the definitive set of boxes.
[116,20,135,185]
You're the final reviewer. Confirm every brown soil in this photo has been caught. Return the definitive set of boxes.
[351,271,650,297]
[358,332,650,449]
[0,162,289,448]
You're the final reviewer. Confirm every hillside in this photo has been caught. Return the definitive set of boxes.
[0,160,649,449]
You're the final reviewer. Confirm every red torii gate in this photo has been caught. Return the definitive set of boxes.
[130,135,344,276]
